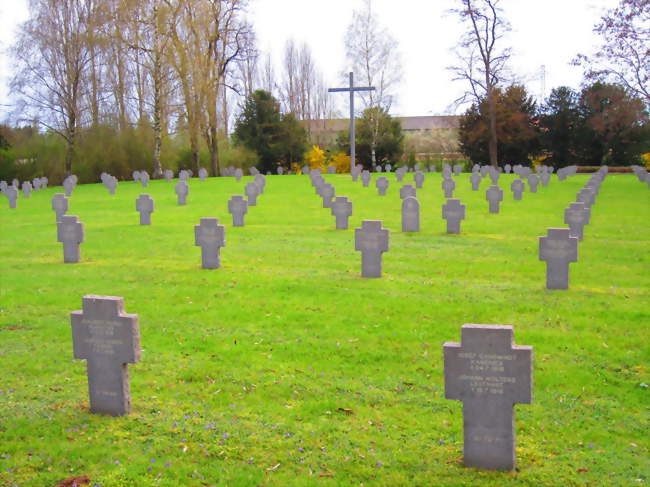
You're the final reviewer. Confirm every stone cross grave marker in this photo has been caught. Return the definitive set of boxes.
[58,215,85,263]
[355,220,389,278]
[175,180,189,205]
[444,324,533,470]
[71,295,140,416]
[6,186,17,208]
[564,202,588,240]
[442,198,466,234]
[195,218,226,269]
[527,174,539,193]
[576,188,595,207]
[228,195,248,226]
[245,182,259,206]
[540,173,550,187]
[198,168,208,181]
[400,184,416,200]
[361,171,371,187]
[140,171,150,187]
[63,178,75,197]
[52,193,69,222]
[331,196,353,230]
[22,181,32,197]
[539,228,578,289]
[321,183,335,208]
[486,185,504,214]
[376,177,389,195]
[328,72,375,171]
[136,194,154,225]
[402,197,420,232]
[442,178,455,198]
[511,179,525,200]
[414,171,425,189]
[470,172,481,191]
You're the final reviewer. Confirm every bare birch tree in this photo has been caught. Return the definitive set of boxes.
[449,0,512,167]
[10,0,96,177]
[344,0,402,164]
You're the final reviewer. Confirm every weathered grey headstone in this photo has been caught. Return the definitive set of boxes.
[443,167,452,179]
[302,165,310,175]
[470,172,481,191]
[361,170,371,187]
[453,164,462,176]
[540,173,550,187]
[187,169,194,178]
[327,165,336,174]
[235,168,243,181]
[444,324,533,471]
[351,166,361,181]
[414,171,425,189]
[331,196,352,230]
[442,199,466,234]
[442,178,455,198]
[254,174,266,193]
[52,193,69,222]
[6,186,18,208]
[385,164,392,172]
[504,164,512,174]
[136,194,154,225]
[63,178,75,197]
[140,171,150,187]
[245,182,259,206]
[395,168,405,182]
[0,180,7,193]
[511,179,525,200]
[33,178,41,191]
[57,215,85,263]
[527,174,539,193]
[179,170,189,181]
[106,176,117,195]
[132,170,141,182]
[564,203,588,240]
[277,166,284,175]
[321,183,335,208]
[164,169,174,182]
[228,195,248,226]
[400,184,416,199]
[71,295,140,416]
[355,220,389,278]
[198,168,208,181]
[486,185,504,214]
[401,196,420,232]
[22,181,32,198]
[175,180,189,205]
[576,188,595,207]
[539,228,578,290]
[249,166,259,176]
[12,178,19,188]
[376,177,389,196]
[480,166,489,178]
[194,218,226,269]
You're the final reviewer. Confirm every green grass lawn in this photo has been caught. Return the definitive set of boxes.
[1,171,648,486]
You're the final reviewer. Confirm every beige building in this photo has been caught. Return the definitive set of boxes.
[303,115,462,160]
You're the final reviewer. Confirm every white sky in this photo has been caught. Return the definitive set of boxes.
[0,0,617,121]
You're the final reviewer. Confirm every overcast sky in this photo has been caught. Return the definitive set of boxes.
[0,0,617,121]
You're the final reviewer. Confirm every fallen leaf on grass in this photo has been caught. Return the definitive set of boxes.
[337,408,354,415]
[266,463,280,471]
[55,475,90,486]
[577,468,589,473]
[319,470,335,477]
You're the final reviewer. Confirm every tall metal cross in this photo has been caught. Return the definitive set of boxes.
[328,72,375,172]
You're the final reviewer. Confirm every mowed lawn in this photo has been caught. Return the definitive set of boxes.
[0,171,648,487]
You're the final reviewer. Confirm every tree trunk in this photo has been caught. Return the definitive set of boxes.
[209,124,220,177]
[488,87,498,167]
